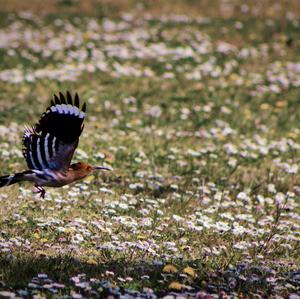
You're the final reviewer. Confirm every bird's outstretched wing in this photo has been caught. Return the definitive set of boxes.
[22,91,86,171]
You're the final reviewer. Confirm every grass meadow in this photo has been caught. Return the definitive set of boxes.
[0,0,299,297]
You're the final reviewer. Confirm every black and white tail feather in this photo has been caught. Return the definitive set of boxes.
[0,91,86,195]
[0,172,27,187]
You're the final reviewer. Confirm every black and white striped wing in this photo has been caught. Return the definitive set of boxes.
[22,91,86,171]
[35,91,86,144]
[23,128,78,171]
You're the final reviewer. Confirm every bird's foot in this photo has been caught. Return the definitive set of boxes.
[33,186,46,198]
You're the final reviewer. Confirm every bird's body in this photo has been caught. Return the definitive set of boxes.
[0,92,110,198]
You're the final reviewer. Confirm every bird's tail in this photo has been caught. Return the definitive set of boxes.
[0,171,32,188]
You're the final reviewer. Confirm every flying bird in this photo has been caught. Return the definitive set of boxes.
[0,91,110,198]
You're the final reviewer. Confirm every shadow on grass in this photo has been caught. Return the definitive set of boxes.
[0,253,163,289]
[0,253,298,297]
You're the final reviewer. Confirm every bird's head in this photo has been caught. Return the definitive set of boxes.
[70,162,112,178]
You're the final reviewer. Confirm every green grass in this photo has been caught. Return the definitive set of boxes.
[0,0,299,297]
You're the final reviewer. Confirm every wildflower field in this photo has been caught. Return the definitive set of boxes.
[0,0,300,297]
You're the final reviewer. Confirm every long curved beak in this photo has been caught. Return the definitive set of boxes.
[94,166,113,171]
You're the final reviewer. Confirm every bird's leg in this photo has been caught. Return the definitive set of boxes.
[33,185,46,198]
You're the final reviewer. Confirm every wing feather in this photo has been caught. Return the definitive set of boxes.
[22,91,86,171]
[35,91,86,144]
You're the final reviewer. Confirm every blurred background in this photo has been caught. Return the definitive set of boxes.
[0,0,299,298]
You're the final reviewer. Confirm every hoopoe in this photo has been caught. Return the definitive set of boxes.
[0,91,110,198]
